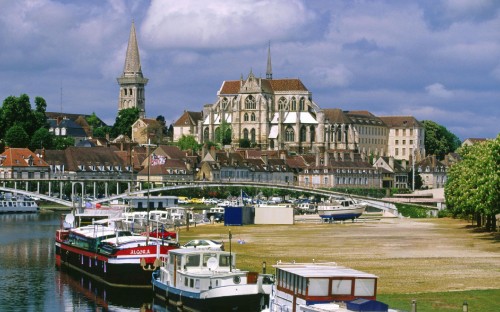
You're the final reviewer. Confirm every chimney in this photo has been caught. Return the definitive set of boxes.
[324,151,329,167]
[280,150,287,160]
[185,161,191,171]
[334,152,338,161]
[389,157,394,169]
[315,152,320,166]
[402,159,407,169]
[340,152,344,161]
[210,146,216,159]
[350,151,354,161]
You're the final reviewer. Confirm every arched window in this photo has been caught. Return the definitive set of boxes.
[285,126,294,142]
[278,97,287,110]
[221,97,229,110]
[123,88,127,96]
[300,126,306,142]
[244,113,249,121]
[251,113,256,121]
[245,95,256,109]
[291,97,297,111]
[310,126,315,142]
[299,98,305,111]
[203,128,209,141]
[251,128,256,142]
[243,129,249,140]
[129,88,133,96]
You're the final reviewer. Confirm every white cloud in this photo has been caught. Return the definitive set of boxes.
[141,0,315,48]
[425,83,454,99]
[310,65,353,88]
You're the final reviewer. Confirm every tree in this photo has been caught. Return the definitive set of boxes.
[239,138,251,148]
[215,119,232,146]
[422,120,461,160]
[111,108,140,138]
[53,136,75,150]
[92,126,111,138]
[30,128,54,151]
[0,94,34,138]
[156,115,168,135]
[177,135,200,152]
[445,135,499,231]
[5,124,29,148]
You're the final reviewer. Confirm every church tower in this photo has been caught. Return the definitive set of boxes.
[117,21,148,117]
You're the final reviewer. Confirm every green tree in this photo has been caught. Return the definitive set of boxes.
[445,135,499,231]
[215,119,232,145]
[92,126,111,138]
[5,124,29,148]
[422,120,461,160]
[111,108,140,138]
[1,94,34,138]
[53,136,75,150]
[177,135,200,152]
[30,128,54,151]
[239,138,251,148]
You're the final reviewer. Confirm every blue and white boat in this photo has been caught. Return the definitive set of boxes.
[317,197,366,222]
[152,248,273,311]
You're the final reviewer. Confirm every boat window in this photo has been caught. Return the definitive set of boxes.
[184,277,188,286]
[195,279,200,289]
[354,278,375,296]
[190,278,194,288]
[308,278,329,296]
[219,255,231,267]
[332,279,352,295]
[203,253,217,266]
[186,255,200,267]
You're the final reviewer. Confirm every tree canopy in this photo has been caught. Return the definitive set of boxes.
[111,108,140,138]
[5,125,30,148]
[177,135,200,152]
[30,128,54,151]
[422,120,461,160]
[445,135,499,231]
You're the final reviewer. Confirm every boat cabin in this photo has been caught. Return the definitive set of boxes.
[271,262,378,310]
[164,249,258,292]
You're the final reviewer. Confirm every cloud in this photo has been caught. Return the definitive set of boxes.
[420,0,500,30]
[425,83,454,99]
[141,0,316,49]
[310,65,353,88]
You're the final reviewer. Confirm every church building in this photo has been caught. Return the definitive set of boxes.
[117,21,148,118]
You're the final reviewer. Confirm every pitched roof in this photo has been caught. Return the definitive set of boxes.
[174,111,203,126]
[379,116,421,128]
[0,148,49,167]
[323,109,352,124]
[155,145,188,160]
[219,78,308,95]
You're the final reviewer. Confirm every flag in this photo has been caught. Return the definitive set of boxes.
[150,153,166,166]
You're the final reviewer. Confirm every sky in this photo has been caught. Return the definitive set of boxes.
[1,0,499,141]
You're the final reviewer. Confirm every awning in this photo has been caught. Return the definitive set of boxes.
[269,125,279,139]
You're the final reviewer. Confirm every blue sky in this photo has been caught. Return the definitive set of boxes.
[0,0,499,140]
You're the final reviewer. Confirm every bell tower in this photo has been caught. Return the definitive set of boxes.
[117,21,148,117]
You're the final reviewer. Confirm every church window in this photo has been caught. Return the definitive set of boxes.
[124,88,127,96]
[278,97,287,110]
[285,126,294,142]
[251,128,256,142]
[243,129,249,140]
[251,113,256,121]
[222,98,229,110]
[291,97,297,111]
[299,98,305,111]
[310,126,315,142]
[245,96,256,109]
[244,113,249,121]
[129,88,133,96]
[300,126,306,142]
[203,128,209,141]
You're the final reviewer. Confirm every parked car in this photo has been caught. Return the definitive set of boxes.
[177,196,189,204]
[189,198,204,204]
[142,227,177,240]
[181,239,224,250]
[203,198,219,205]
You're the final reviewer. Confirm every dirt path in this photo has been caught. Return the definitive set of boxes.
[194,217,500,294]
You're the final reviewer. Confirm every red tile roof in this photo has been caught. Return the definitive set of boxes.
[0,148,49,167]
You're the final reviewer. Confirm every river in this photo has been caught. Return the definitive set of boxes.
[0,210,171,312]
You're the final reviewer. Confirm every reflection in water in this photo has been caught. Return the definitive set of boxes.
[56,268,155,311]
[0,211,173,311]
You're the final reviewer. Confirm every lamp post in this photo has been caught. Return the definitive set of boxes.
[462,301,468,312]
[143,138,156,245]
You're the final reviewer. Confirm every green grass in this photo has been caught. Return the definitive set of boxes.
[378,289,500,312]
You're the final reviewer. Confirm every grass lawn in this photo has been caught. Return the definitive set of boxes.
[178,217,499,311]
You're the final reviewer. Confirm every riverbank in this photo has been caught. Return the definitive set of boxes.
[176,217,499,311]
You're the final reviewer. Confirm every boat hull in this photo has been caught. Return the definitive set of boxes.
[152,274,265,312]
[55,239,173,288]
[317,206,365,221]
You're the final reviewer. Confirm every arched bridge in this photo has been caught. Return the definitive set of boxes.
[0,181,399,216]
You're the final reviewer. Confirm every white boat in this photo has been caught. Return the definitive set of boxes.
[0,193,39,213]
[295,202,316,214]
[152,248,274,311]
[317,197,366,222]
[266,261,391,312]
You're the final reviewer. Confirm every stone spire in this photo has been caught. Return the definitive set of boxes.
[117,21,148,117]
[266,41,272,80]
[123,21,143,77]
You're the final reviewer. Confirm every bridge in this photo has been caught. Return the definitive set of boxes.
[0,181,400,216]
